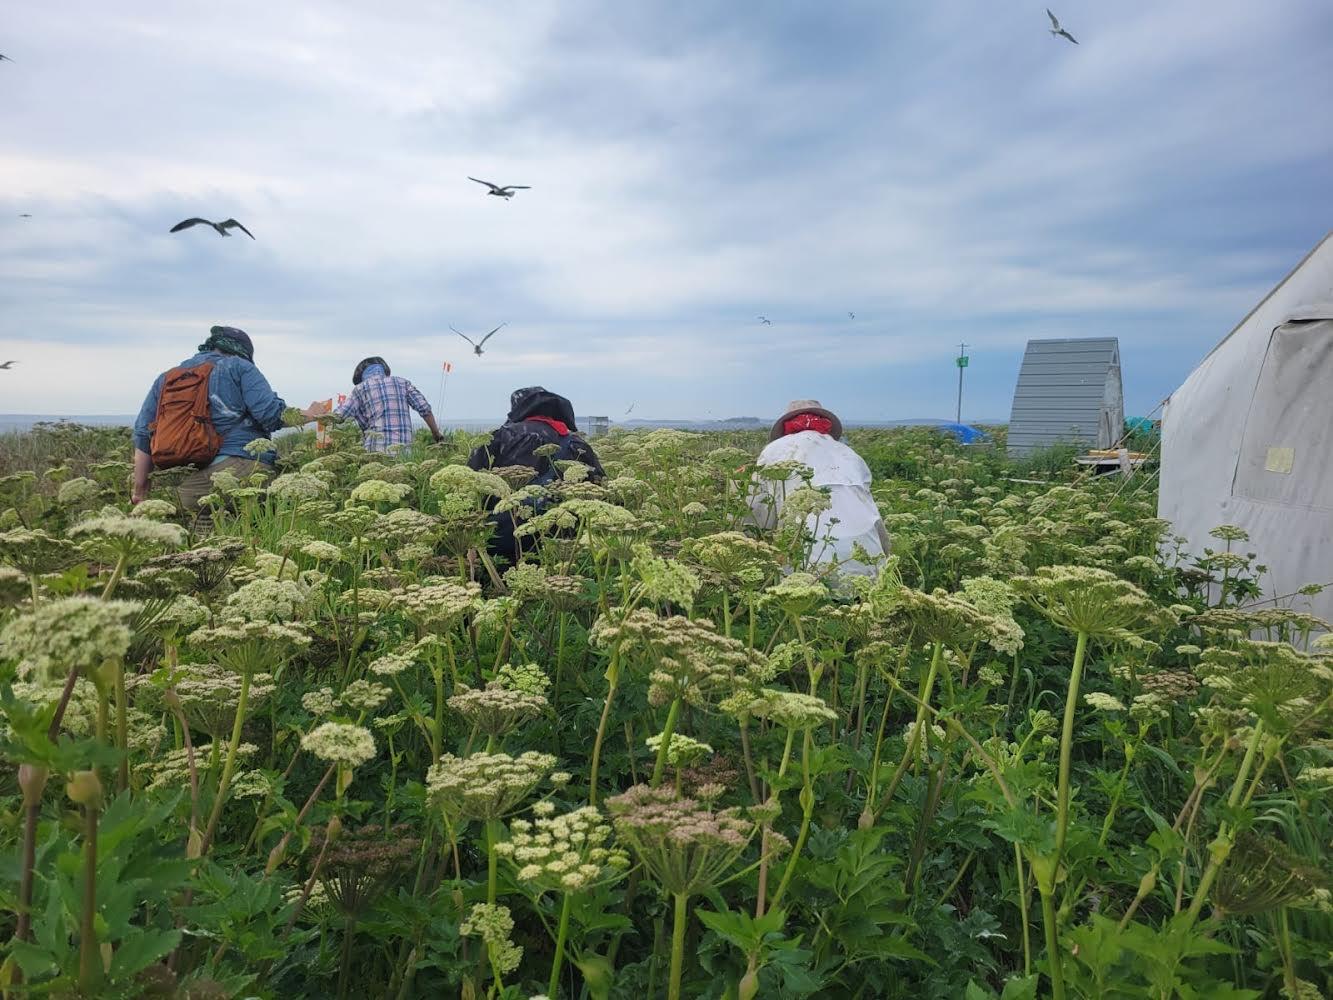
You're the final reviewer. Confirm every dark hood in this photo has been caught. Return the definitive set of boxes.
[507,386,578,432]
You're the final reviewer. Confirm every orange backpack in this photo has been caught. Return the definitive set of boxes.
[149,362,223,469]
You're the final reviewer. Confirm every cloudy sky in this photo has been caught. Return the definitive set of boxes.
[2,1,1331,424]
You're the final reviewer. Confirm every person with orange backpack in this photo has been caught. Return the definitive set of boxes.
[131,326,288,523]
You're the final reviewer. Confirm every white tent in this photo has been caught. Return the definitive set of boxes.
[1159,231,1333,622]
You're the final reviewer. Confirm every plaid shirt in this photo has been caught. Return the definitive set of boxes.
[337,375,433,453]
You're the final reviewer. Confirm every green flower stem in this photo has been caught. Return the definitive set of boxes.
[1277,906,1298,999]
[485,819,500,905]
[1185,719,1265,924]
[100,548,130,600]
[1097,735,1139,849]
[93,666,110,748]
[738,716,760,801]
[265,763,334,875]
[547,892,573,998]
[1015,845,1032,976]
[430,663,445,761]
[588,650,621,806]
[46,667,82,741]
[873,642,943,821]
[668,891,690,1000]
[651,697,683,787]
[1054,630,1089,867]
[905,746,951,894]
[851,655,871,751]
[114,658,129,792]
[553,612,568,715]
[1036,871,1066,1000]
[859,644,910,827]
[15,765,49,947]
[199,665,254,857]
[776,726,796,780]
[770,731,814,912]
[78,802,101,994]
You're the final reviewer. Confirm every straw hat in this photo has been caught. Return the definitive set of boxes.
[770,399,843,441]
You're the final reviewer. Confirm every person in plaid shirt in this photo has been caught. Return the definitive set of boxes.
[334,356,444,452]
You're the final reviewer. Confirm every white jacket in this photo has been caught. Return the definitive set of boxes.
[747,431,890,578]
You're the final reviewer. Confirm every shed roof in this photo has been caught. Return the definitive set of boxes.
[1007,338,1121,454]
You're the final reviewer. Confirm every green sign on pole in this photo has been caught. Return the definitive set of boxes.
[956,356,969,368]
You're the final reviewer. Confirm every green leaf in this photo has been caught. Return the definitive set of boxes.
[999,973,1040,1000]
[110,928,182,980]
[965,980,997,1000]
[7,940,59,979]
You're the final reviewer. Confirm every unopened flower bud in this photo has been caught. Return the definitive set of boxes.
[66,770,103,809]
[19,763,49,807]
[1137,869,1156,897]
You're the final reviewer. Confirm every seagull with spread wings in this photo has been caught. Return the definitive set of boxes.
[170,217,255,239]
[467,177,531,200]
[451,323,506,356]
[758,315,772,325]
[0,361,17,370]
[0,54,13,63]
[1046,9,1078,44]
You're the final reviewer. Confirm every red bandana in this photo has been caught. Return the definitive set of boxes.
[783,414,833,436]
[525,415,570,436]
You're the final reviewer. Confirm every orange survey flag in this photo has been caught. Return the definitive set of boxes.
[311,398,335,448]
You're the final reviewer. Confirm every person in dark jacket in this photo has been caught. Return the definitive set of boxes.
[467,386,604,564]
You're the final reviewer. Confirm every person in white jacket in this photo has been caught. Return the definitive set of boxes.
[747,399,891,580]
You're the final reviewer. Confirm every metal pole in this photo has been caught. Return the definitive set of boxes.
[955,342,967,423]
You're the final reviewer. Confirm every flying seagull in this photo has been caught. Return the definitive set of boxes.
[758,315,772,325]
[1046,9,1078,44]
[467,177,531,200]
[625,402,636,416]
[0,361,17,370]
[848,311,856,320]
[170,217,255,239]
[18,213,31,218]
[451,323,506,356]
[0,55,13,63]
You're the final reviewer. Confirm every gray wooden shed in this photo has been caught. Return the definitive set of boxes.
[1006,337,1124,456]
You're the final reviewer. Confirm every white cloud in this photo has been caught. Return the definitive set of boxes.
[2,0,1330,421]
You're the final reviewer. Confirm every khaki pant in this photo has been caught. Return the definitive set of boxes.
[178,457,275,529]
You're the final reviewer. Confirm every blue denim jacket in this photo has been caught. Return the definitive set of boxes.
[133,352,287,464]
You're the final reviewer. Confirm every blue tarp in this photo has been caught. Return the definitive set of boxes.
[935,422,989,444]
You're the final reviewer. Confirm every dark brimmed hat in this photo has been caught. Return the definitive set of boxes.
[353,357,390,384]
[769,399,843,441]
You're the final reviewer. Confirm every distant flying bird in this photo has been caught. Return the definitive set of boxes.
[0,54,12,63]
[0,361,17,370]
[848,311,856,320]
[1046,9,1078,44]
[758,315,772,325]
[18,213,31,218]
[625,402,636,415]
[467,177,531,200]
[451,323,506,356]
[170,217,255,239]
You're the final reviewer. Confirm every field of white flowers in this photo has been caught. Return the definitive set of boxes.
[0,420,1329,1000]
